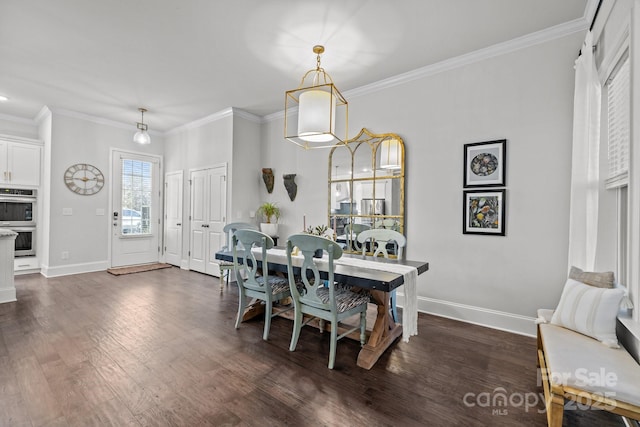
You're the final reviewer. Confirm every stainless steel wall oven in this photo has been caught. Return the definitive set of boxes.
[11,227,36,257]
[0,188,36,256]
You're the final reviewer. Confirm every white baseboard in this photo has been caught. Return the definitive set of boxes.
[15,269,40,276]
[0,288,16,303]
[397,293,537,337]
[40,261,109,278]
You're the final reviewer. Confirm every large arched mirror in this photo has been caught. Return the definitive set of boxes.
[328,128,405,255]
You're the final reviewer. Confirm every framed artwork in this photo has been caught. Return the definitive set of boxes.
[463,189,506,236]
[463,139,506,187]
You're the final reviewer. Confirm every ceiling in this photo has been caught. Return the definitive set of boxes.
[0,0,592,133]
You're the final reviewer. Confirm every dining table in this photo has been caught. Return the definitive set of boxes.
[215,248,429,369]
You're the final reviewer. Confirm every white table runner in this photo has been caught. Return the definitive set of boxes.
[334,257,418,343]
[254,247,418,342]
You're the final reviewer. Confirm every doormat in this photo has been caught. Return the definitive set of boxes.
[107,263,173,276]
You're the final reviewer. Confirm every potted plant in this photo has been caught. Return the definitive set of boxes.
[304,224,333,257]
[305,224,329,237]
[257,202,280,237]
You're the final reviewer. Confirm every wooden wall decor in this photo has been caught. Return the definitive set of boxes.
[262,168,274,193]
[283,174,297,201]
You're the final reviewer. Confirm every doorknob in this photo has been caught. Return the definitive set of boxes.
[176,223,181,226]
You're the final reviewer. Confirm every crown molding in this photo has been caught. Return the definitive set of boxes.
[164,107,262,135]
[264,18,588,123]
[164,107,234,135]
[263,108,286,123]
[230,107,262,124]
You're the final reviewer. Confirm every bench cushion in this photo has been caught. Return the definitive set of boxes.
[539,323,640,407]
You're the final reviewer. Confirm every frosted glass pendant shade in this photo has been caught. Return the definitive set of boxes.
[380,138,401,169]
[133,130,151,145]
[133,107,151,145]
[298,90,336,143]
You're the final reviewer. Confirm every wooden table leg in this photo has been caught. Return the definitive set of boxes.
[241,298,265,321]
[357,290,402,370]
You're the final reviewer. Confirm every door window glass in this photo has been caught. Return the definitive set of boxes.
[121,159,152,235]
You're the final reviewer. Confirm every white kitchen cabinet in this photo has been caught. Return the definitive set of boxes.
[0,137,42,187]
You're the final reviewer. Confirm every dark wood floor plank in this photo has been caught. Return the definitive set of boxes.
[64,397,139,427]
[13,355,63,426]
[0,390,33,427]
[0,269,625,427]
[94,362,156,416]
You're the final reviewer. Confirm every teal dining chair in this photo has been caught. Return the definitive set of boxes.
[286,233,369,369]
[219,222,258,292]
[232,229,292,340]
[343,223,370,252]
[357,229,406,322]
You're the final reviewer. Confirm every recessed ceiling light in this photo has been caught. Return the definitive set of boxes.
[0,95,8,102]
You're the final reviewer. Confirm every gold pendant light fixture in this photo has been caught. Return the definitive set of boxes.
[284,45,348,149]
[133,107,151,145]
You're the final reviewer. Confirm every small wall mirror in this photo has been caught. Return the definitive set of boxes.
[328,128,405,255]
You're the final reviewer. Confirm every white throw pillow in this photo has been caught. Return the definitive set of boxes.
[550,278,624,348]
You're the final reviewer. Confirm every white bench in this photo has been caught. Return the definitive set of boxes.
[537,319,640,426]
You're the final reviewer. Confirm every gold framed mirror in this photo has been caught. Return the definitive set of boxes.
[328,128,405,255]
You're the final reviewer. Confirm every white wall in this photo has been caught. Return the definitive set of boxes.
[261,32,584,335]
[42,111,164,276]
[230,113,262,224]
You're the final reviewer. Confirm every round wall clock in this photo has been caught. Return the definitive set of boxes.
[64,163,105,195]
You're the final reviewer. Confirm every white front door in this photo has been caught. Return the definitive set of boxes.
[164,171,183,267]
[111,150,162,267]
[189,165,226,275]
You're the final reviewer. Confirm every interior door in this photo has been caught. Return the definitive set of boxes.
[111,151,161,267]
[189,169,208,273]
[164,171,183,267]
[206,166,226,275]
[189,165,226,275]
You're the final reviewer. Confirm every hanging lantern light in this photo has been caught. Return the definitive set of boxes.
[284,45,348,149]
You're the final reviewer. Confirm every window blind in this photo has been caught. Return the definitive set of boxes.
[605,54,630,189]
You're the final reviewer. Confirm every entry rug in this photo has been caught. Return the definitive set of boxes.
[107,263,172,276]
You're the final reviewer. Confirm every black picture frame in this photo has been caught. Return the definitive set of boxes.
[463,139,506,188]
[463,189,506,236]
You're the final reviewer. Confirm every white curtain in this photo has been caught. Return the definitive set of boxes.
[568,31,601,271]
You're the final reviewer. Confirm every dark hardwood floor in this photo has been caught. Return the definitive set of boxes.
[0,267,624,427]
